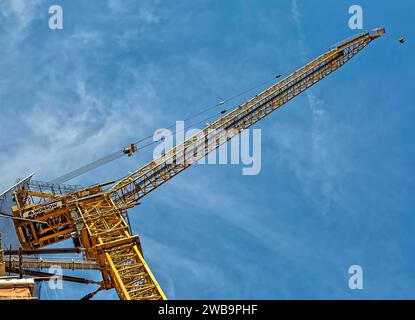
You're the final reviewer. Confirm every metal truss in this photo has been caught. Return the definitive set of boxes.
[4,28,384,300]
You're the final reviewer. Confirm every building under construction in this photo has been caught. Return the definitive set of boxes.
[0,234,35,299]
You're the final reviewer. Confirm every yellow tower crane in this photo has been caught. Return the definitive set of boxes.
[3,28,384,300]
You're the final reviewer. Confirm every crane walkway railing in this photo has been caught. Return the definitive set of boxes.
[5,256,99,270]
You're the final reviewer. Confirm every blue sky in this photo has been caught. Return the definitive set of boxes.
[0,0,414,299]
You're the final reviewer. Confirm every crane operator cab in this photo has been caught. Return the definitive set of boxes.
[9,179,102,250]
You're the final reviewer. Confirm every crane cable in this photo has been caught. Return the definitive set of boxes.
[55,29,407,185]
[50,74,286,184]
[0,211,48,224]
[130,76,280,146]
[51,110,230,184]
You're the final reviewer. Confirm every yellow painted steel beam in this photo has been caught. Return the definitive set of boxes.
[76,195,166,299]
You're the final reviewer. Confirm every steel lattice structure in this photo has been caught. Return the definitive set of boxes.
[3,28,384,300]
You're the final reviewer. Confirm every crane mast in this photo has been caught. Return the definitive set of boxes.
[6,28,384,300]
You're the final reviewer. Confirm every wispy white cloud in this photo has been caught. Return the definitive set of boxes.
[0,0,44,45]
[1,0,42,28]
[0,3,164,188]
[268,0,339,214]
[142,236,229,299]
[106,0,164,47]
